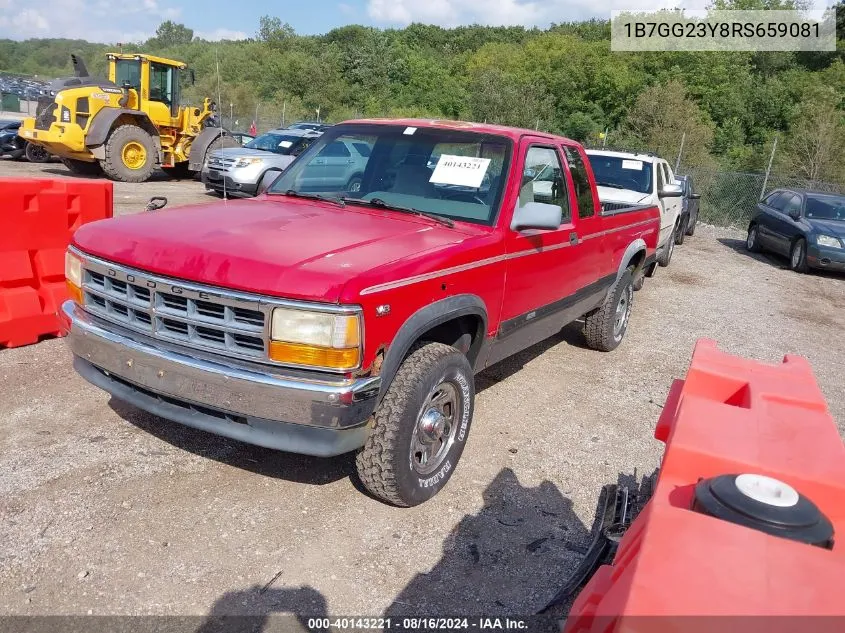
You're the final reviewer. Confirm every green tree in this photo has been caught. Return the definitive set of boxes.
[148,21,194,48]
[778,90,845,181]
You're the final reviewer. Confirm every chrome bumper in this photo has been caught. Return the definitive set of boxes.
[60,301,380,456]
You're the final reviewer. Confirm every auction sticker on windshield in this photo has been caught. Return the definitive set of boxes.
[430,155,491,188]
[622,159,644,170]
[279,140,293,148]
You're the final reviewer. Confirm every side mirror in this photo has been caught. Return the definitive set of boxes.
[257,169,282,195]
[511,201,563,231]
[788,208,801,221]
[659,183,683,198]
[689,193,701,200]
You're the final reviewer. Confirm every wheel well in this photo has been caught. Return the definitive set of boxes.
[626,249,647,273]
[416,314,485,366]
[112,114,159,140]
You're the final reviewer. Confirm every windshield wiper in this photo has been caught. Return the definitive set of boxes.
[596,181,626,189]
[342,197,455,228]
[279,189,345,208]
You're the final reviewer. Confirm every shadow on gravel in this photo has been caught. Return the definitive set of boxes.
[192,468,645,632]
[476,322,587,394]
[108,399,356,485]
[41,167,172,181]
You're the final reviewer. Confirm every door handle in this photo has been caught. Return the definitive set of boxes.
[346,159,355,164]
[569,232,578,245]
[314,159,325,165]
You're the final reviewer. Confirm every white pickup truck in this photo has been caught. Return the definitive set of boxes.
[586,150,683,278]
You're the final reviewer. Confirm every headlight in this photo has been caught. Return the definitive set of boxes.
[65,250,83,304]
[234,157,262,168]
[269,307,361,370]
[816,235,842,248]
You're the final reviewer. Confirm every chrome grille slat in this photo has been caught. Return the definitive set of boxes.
[81,266,269,361]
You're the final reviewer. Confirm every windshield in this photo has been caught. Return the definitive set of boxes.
[806,194,845,222]
[588,155,653,195]
[269,124,512,226]
[245,133,310,155]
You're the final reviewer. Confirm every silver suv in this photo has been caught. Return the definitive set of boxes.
[202,128,322,197]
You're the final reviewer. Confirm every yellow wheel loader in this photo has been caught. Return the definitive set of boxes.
[18,53,237,183]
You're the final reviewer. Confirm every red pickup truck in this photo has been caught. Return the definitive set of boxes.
[60,119,660,506]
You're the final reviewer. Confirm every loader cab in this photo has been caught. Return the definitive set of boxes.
[107,53,186,121]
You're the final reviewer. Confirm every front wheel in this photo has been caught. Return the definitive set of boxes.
[583,267,634,352]
[674,216,688,245]
[101,124,156,183]
[355,342,475,507]
[657,232,675,267]
[789,238,809,273]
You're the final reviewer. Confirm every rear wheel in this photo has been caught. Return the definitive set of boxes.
[686,215,697,236]
[25,143,50,163]
[61,158,103,176]
[746,224,761,252]
[101,124,156,183]
[583,267,634,352]
[674,216,688,245]
[355,342,475,507]
[346,175,363,193]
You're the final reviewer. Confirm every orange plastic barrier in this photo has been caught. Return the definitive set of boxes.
[566,339,845,632]
[0,178,113,348]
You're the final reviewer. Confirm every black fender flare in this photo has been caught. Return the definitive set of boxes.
[188,127,238,172]
[86,108,157,147]
[377,294,488,401]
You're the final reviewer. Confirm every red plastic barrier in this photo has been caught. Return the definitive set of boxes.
[0,178,113,348]
[566,339,845,631]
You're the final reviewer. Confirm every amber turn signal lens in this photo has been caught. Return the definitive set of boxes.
[269,341,360,370]
[66,280,83,305]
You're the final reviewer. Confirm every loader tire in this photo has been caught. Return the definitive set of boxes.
[61,158,103,177]
[101,125,156,183]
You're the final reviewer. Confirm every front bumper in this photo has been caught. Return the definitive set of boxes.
[60,301,380,456]
[201,168,259,196]
[808,244,845,272]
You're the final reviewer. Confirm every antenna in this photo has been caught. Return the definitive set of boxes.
[214,47,227,203]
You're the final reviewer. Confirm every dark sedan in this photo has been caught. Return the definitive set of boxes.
[0,119,25,159]
[746,189,845,273]
[674,174,701,244]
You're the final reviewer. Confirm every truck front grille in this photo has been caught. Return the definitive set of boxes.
[206,155,236,172]
[81,263,268,362]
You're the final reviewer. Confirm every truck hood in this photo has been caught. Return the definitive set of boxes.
[596,186,653,205]
[72,197,474,303]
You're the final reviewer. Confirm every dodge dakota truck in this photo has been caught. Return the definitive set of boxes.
[60,119,661,506]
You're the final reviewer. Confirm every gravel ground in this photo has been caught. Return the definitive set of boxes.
[1,159,844,625]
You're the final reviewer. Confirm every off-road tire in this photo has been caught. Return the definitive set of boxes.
[583,267,634,352]
[746,224,761,252]
[657,230,675,267]
[101,124,156,183]
[61,158,103,176]
[789,238,809,273]
[25,142,50,163]
[355,342,475,507]
[686,217,696,236]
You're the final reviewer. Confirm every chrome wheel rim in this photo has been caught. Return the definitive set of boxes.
[747,228,755,249]
[791,243,802,268]
[348,180,361,193]
[410,382,459,475]
[613,285,633,339]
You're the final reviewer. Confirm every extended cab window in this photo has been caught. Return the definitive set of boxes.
[270,124,512,226]
[520,147,570,222]
[562,146,594,218]
[588,154,652,195]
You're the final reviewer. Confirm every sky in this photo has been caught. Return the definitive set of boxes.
[0,0,838,43]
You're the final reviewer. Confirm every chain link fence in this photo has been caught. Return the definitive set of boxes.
[678,166,845,229]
